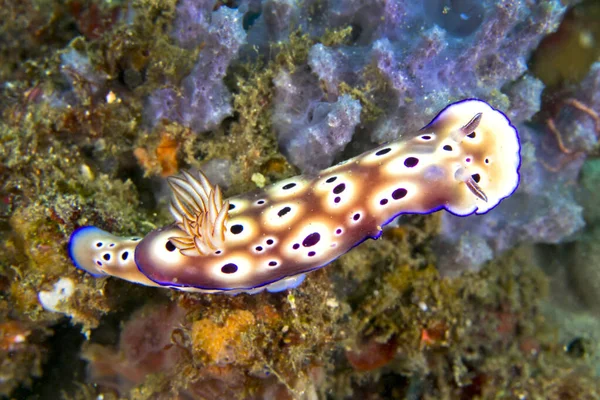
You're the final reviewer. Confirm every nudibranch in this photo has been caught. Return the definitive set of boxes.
[69,99,520,294]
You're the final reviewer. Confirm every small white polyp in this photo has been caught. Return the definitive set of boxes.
[38,277,75,313]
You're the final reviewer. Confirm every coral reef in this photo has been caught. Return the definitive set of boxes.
[1,0,600,398]
[145,3,247,133]
[0,320,46,395]
[546,62,600,154]
[570,225,600,314]
[272,71,362,174]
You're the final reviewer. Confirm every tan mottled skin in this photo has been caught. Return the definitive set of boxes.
[70,100,519,293]
[133,100,519,292]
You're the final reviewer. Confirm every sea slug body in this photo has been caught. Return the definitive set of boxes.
[69,99,520,294]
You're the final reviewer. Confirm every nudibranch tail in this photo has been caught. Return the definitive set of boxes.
[425,99,520,215]
[68,99,520,294]
[68,227,159,287]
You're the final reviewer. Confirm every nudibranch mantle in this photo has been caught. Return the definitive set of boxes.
[69,99,520,294]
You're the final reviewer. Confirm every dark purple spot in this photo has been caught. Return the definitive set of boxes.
[421,135,431,140]
[334,196,341,203]
[293,243,300,250]
[278,207,291,217]
[335,228,342,235]
[109,243,115,248]
[255,246,263,252]
[221,263,238,274]
[353,213,360,221]
[333,183,346,194]
[266,239,274,245]
[282,183,296,190]
[256,199,265,205]
[268,261,277,267]
[228,203,235,210]
[326,176,337,183]
[302,232,320,247]
[215,250,222,255]
[166,241,176,252]
[121,251,129,260]
[404,157,419,168]
[230,224,243,234]
[375,148,391,156]
[103,253,111,261]
[472,174,481,183]
[466,158,471,162]
[96,261,102,266]
[96,242,103,247]
[308,251,316,257]
[467,132,476,138]
[392,188,407,200]
[485,158,489,164]
[443,145,453,151]
[380,198,388,205]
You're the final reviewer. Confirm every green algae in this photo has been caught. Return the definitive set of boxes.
[530,0,600,88]
[577,158,600,225]
[329,242,599,399]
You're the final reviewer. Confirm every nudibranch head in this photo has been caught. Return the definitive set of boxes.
[68,226,159,286]
[418,98,520,215]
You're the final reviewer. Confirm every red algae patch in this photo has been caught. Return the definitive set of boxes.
[345,335,398,371]
[134,131,182,177]
[83,303,186,394]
